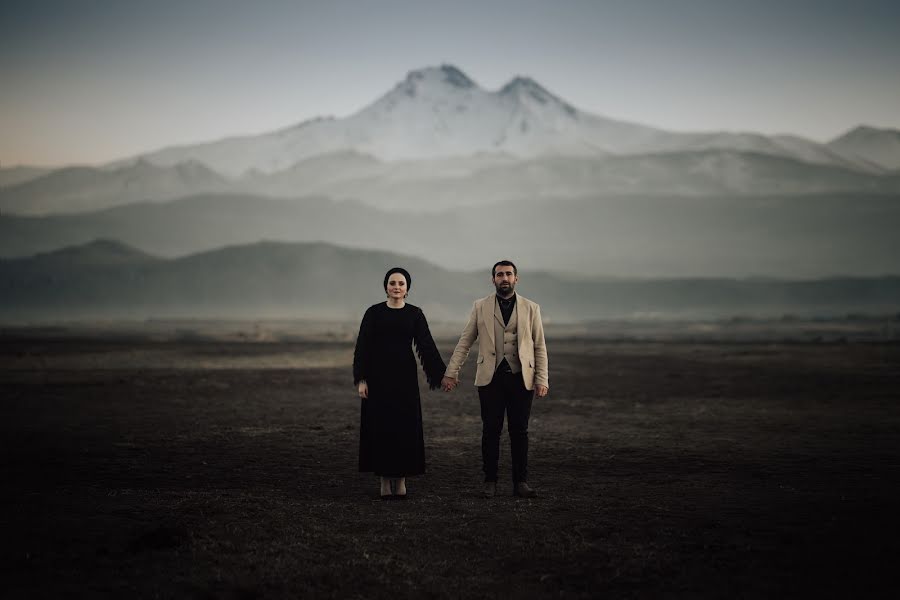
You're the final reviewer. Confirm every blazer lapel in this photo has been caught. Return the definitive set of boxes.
[493,298,505,327]
[516,295,525,344]
[481,295,496,347]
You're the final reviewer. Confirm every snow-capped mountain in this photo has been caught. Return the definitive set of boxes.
[827,126,900,171]
[241,149,900,211]
[6,65,895,216]
[133,65,878,176]
[8,145,900,217]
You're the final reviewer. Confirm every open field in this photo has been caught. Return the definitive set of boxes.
[2,327,899,598]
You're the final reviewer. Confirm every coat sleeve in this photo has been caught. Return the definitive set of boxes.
[413,308,447,390]
[444,300,479,380]
[532,303,549,388]
[353,306,375,385]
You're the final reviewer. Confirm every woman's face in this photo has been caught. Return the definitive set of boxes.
[386,272,408,300]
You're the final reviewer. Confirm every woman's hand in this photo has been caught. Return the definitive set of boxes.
[358,380,368,399]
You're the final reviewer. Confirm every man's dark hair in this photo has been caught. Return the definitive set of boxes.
[492,260,517,277]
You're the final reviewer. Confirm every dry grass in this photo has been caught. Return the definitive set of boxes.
[2,337,899,598]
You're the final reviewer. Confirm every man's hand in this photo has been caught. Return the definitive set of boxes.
[535,384,548,398]
[358,381,368,399]
[441,376,458,392]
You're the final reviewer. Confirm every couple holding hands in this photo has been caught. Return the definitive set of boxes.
[353,260,549,500]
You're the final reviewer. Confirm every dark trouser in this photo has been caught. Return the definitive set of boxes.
[478,366,534,484]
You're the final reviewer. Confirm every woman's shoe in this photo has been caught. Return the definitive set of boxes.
[393,477,408,499]
[380,477,393,500]
[482,481,497,498]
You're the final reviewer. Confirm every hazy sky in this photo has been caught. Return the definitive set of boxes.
[2,0,899,167]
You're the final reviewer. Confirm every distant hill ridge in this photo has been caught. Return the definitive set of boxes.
[3,147,900,217]
[3,191,899,279]
[2,239,898,321]
[30,239,158,265]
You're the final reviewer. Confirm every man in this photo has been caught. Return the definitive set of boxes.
[442,260,549,498]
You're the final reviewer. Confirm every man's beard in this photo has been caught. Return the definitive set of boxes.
[495,282,515,297]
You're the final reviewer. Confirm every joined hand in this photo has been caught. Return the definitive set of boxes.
[441,376,458,392]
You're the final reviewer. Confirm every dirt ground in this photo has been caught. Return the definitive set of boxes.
[2,332,899,598]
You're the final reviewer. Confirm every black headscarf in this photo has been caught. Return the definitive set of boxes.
[383,267,412,292]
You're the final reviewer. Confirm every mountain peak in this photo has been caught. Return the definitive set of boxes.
[827,124,900,170]
[404,64,476,89]
[500,76,544,93]
[838,124,900,139]
[500,76,577,115]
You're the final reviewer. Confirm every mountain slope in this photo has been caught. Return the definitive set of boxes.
[12,145,896,217]
[828,126,900,171]
[3,191,899,279]
[0,159,232,215]
[2,239,898,320]
[0,166,52,188]
[0,239,479,320]
[248,149,900,210]
[132,65,877,175]
[4,65,889,217]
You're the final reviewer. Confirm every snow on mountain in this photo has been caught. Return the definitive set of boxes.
[768,135,883,173]
[133,64,876,176]
[341,66,510,158]
[136,66,603,174]
[827,126,900,171]
[239,149,900,212]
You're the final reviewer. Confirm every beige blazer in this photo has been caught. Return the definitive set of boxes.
[445,294,549,390]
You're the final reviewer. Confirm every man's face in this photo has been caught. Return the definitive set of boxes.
[493,266,518,297]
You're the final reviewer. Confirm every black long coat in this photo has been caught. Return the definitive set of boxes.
[353,302,446,476]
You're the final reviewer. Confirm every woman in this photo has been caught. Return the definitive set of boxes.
[353,267,446,499]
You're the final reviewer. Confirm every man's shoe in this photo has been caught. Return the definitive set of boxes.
[514,482,537,498]
[482,482,497,498]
